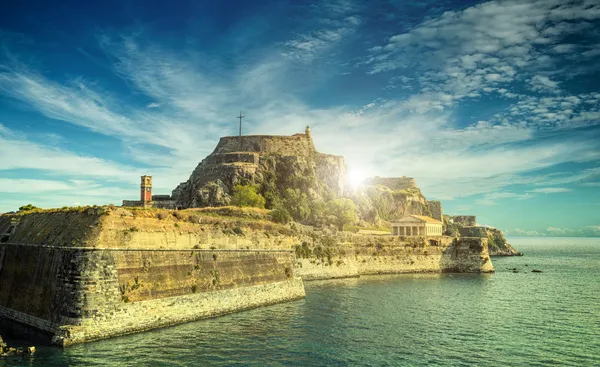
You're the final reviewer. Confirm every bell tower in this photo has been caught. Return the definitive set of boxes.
[140,175,152,205]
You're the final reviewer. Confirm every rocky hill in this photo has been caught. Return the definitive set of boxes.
[165,127,517,254]
[170,128,442,228]
[172,128,344,210]
[444,215,520,256]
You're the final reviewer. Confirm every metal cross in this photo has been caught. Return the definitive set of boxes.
[237,111,245,136]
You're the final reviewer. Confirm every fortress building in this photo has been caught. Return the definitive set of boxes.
[122,176,177,209]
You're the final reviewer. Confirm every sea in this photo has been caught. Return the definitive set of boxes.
[1,237,599,367]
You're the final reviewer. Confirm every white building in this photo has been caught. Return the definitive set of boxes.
[392,215,443,237]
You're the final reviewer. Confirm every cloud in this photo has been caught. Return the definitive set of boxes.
[0,0,599,214]
[363,0,600,118]
[475,191,532,206]
[529,75,560,93]
[530,187,572,194]
[280,0,361,63]
[505,225,600,237]
[0,124,139,179]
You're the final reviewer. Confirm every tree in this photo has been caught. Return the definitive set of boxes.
[326,198,357,231]
[283,188,310,221]
[18,204,40,212]
[270,207,292,224]
[230,185,266,208]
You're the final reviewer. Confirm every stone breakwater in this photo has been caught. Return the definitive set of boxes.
[0,208,493,345]
[294,236,494,281]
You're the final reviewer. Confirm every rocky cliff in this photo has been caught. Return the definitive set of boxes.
[169,129,443,230]
[443,216,520,256]
[172,131,345,209]
[458,227,520,256]
[351,179,443,225]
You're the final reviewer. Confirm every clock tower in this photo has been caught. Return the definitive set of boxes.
[140,175,152,206]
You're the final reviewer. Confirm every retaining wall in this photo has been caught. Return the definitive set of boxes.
[0,243,304,346]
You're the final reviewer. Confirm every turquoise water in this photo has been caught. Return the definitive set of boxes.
[1,237,600,366]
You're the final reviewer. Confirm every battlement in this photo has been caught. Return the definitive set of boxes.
[213,134,314,156]
[364,176,418,191]
[452,215,477,226]
[205,152,260,165]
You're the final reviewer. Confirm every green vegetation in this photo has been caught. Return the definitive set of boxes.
[231,185,266,208]
[326,198,357,231]
[18,204,40,212]
[270,208,292,224]
[282,188,310,221]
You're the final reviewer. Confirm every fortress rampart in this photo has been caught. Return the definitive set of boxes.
[452,216,477,226]
[0,208,493,345]
[213,134,315,156]
[364,176,418,191]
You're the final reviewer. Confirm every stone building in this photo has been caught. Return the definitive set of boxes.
[122,176,177,209]
[392,215,443,237]
[451,215,477,226]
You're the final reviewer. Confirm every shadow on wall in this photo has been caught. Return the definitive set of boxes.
[0,317,53,347]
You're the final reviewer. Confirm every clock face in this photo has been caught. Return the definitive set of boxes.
[146,187,151,192]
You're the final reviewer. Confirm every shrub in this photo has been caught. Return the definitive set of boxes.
[230,185,266,208]
[18,204,40,212]
[172,211,186,220]
[294,242,312,258]
[188,214,201,224]
[270,207,292,224]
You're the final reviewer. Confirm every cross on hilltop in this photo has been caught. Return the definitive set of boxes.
[237,111,244,137]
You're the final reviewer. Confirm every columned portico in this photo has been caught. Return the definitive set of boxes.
[392,215,443,237]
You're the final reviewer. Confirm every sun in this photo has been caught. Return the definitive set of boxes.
[347,168,366,189]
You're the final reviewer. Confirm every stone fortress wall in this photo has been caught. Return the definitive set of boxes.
[213,134,315,156]
[0,211,304,346]
[0,209,493,345]
[452,216,477,226]
[364,176,418,191]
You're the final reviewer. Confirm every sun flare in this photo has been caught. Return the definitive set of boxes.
[347,169,366,189]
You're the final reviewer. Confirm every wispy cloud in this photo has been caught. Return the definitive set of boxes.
[530,187,572,194]
[506,225,600,237]
[281,0,361,63]
[0,0,599,216]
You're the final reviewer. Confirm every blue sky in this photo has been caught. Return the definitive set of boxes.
[0,0,599,236]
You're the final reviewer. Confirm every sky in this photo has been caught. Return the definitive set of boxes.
[0,0,599,236]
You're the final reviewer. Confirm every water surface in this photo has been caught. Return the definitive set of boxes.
[1,237,599,366]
